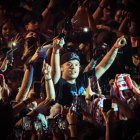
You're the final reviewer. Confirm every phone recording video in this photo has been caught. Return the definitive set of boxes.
[33,81,41,98]
[22,116,32,131]
[103,98,112,112]
[47,118,57,132]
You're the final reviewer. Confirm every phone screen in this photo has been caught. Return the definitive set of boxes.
[33,81,41,98]
[103,98,112,112]
[47,118,57,131]
[22,116,32,131]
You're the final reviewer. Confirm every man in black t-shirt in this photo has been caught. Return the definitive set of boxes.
[51,36,125,106]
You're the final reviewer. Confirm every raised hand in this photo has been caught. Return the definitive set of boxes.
[113,36,127,48]
[67,106,77,125]
[101,109,114,124]
[53,37,65,48]
[25,31,37,39]
[42,62,52,80]
[35,98,54,115]
[29,48,46,63]
[47,0,58,9]
[10,33,22,48]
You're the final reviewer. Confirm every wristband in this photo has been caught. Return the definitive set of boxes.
[45,78,52,81]
[52,52,59,54]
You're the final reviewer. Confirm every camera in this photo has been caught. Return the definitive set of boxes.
[47,114,68,133]
[72,95,86,116]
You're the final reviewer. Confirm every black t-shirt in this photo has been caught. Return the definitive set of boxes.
[54,69,95,106]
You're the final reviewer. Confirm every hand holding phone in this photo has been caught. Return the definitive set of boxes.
[22,116,32,131]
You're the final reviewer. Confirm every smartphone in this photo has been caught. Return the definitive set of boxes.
[34,120,42,132]
[22,116,32,131]
[47,118,57,132]
[103,98,112,112]
[33,81,41,98]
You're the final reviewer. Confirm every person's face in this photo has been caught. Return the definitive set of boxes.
[2,23,11,39]
[7,79,18,93]
[0,5,6,17]
[132,54,140,67]
[103,6,112,19]
[26,20,40,31]
[130,37,140,47]
[61,60,80,80]
[115,10,123,23]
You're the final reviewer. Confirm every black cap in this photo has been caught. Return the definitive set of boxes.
[60,52,80,65]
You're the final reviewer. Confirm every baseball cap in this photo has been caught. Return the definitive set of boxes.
[60,52,80,65]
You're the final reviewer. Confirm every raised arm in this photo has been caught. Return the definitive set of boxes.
[15,62,34,102]
[50,38,64,84]
[92,0,108,21]
[40,0,57,32]
[43,62,55,100]
[0,57,9,72]
[95,36,126,79]
[16,48,42,102]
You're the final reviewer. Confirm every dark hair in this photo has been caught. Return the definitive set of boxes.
[77,120,103,140]
[22,12,43,25]
[0,18,15,34]
[129,14,140,37]
[131,47,140,57]
[6,68,24,83]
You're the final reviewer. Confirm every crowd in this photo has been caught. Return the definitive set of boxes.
[0,0,140,139]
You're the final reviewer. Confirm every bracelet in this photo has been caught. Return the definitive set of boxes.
[45,78,52,81]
